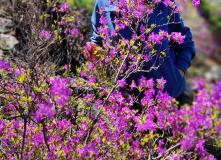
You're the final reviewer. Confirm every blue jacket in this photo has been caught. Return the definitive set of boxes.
[91,0,196,98]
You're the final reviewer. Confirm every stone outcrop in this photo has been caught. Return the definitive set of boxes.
[0,34,18,50]
[0,49,3,60]
[205,66,221,82]
[0,17,13,34]
[0,17,18,59]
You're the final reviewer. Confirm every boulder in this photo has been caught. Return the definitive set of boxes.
[205,66,221,82]
[0,50,3,60]
[0,17,13,34]
[0,34,18,50]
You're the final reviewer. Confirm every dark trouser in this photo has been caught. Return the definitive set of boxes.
[175,84,193,107]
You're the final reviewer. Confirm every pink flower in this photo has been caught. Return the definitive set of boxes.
[159,29,168,37]
[47,152,56,159]
[66,108,71,115]
[80,34,84,41]
[61,19,65,25]
[0,59,12,73]
[98,26,110,40]
[174,7,181,14]
[64,28,68,34]
[117,79,127,88]
[154,0,162,5]
[95,100,102,108]
[195,140,206,157]
[169,32,186,44]
[99,16,108,25]
[111,30,117,37]
[148,32,164,44]
[118,22,126,30]
[170,154,181,160]
[114,16,119,24]
[192,0,200,7]
[144,54,149,61]
[14,68,25,76]
[71,28,79,36]
[163,0,171,7]
[109,49,116,58]
[88,64,95,72]
[104,41,110,49]
[140,34,146,41]
[6,104,15,111]
[100,7,105,14]
[132,9,143,19]
[88,75,96,85]
[148,8,153,14]
[130,80,137,90]
[158,139,166,154]
[34,103,56,123]
[40,30,51,39]
[103,87,109,96]
[157,77,167,91]
[61,2,69,13]
[80,70,86,77]
[0,119,7,134]
[50,78,72,107]
[84,43,91,53]
[180,137,195,150]
[140,23,146,33]
[52,6,58,12]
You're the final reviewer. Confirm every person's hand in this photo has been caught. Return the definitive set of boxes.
[83,42,103,62]
[178,68,185,78]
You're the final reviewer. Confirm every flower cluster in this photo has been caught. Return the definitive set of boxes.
[60,2,69,13]
[40,30,51,39]
[192,0,200,7]
[34,103,56,122]
[0,59,12,73]
[50,77,72,108]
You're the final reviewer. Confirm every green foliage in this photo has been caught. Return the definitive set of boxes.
[199,0,221,33]
[67,0,95,13]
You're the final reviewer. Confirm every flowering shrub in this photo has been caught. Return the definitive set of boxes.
[2,0,92,74]
[0,59,220,159]
[0,0,220,159]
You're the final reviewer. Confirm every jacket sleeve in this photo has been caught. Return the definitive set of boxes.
[90,0,103,46]
[169,6,196,73]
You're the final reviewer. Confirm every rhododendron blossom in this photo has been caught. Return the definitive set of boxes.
[40,30,51,39]
[71,28,79,36]
[169,32,186,44]
[60,2,69,12]
[192,0,200,7]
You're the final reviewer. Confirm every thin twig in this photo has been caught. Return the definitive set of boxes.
[21,117,27,159]
[42,121,50,152]
[84,45,133,145]
[152,143,180,160]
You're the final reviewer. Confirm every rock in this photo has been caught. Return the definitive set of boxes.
[0,50,3,60]
[0,34,18,50]
[205,66,221,82]
[0,18,13,34]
